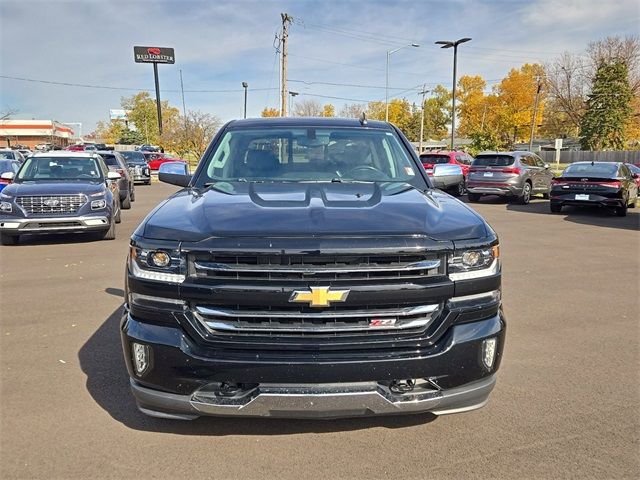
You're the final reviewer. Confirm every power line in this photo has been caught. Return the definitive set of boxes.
[0,75,277,93]
[288,79,435,90]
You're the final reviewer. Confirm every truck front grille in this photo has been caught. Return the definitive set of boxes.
[16,194,86,214]
[190,253,443,281]
[193,303,440,337]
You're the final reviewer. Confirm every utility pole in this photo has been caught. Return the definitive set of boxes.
[528,82,542,151]
[418,85,428,155]
[280,13,292,117]
[179,70,187,120]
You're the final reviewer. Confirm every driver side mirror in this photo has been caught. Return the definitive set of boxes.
[107,171,121,180]
[1,172,15,181]
[158,161,192,187]
[544,163,550,169]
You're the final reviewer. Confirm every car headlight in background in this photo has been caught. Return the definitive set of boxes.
[129,246,185,283]
[0,202,12,213]
[448,244,500,280]
[91,199,107,210]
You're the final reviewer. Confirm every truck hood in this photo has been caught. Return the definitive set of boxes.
[3,181,105,197]
[140,183,488,242]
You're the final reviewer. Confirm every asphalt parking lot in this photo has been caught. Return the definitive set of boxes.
[1,183,638,479]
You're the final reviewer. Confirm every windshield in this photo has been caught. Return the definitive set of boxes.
[197,127,421,186]
[98,154,119,167]
[626,164,640,174]
[473,155,515,167]
[0,151,16,160]
[143,152,163,160]
[120,151,146,163]
[563,163,618,177]
[16,156,104,182]
[420,154,450,165]
[0,160,19,174]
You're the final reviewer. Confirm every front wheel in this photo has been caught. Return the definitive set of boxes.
[0,232,19,245]
[519,182,532,205]
[121,192,132,210]
[100,219,116,240]
[130,186,136,202]
[114,204,122,224]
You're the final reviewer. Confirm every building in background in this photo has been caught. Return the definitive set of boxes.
[0,120,77,149]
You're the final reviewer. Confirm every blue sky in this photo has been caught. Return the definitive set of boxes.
[1,0,638,135]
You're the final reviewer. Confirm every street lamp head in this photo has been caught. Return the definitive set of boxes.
[456,37,472,45]
[289,91,299,97]
[242,82,248,88]
[435,40,453,49]
[411,43,420,48]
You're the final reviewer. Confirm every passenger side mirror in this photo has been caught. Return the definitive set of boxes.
[544,163,550,169]
[107,171,121,180]
[1,172,15,181]
[158,161,192,187]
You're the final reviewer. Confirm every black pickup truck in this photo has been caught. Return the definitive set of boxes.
[121,117,505,420]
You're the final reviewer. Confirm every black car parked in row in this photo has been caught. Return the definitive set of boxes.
[96,151,135,209]
[120,151,152,185]
[121,117,506,420]
[0,152,122,245]
[550,162,638,216]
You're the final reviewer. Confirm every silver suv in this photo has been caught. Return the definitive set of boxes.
[467,151,553,204]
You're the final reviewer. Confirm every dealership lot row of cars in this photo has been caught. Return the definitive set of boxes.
[419,149,640,216]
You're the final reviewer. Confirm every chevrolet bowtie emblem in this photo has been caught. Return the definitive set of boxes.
[289,286,350,308]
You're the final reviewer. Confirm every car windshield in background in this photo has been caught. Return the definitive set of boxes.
[0,151,17,160]
[143,153,163,160]
[199,127,419,185]
[420,155,450,164]
[0,160,19,174]
[563,163,618,177]
[473,155,515,167]
[626,164,640,174]
[98,154,118,166]
[15,157,103,182]
[120,151,146,163]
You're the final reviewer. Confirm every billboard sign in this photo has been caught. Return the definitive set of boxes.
[109,109,128,121]
[133,46,175,64]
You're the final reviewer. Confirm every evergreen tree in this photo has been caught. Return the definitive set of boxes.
[579,62,632,150]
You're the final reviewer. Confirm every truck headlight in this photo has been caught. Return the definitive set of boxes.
[448,244,499,280]
[129,245,185,283]
[0,202,12,213]
[91,199,107,210]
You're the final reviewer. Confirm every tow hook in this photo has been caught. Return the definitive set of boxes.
[389,379,415,394]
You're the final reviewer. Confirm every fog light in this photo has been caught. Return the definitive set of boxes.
[482,338,497,370]
[149,251,171,268]
[132,343,150,375]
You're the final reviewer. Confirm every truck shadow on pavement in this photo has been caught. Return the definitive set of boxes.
[505,200,640,231]
[78,304,437,435]
[11,232,107,246]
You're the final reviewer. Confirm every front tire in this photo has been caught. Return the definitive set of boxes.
[121,192,132,210]
[114,204,122,224]
[468,192,481,203]
[130,186,136,202]
[100,218,116,240]
[519,182,532,205]
[0,233,19,245]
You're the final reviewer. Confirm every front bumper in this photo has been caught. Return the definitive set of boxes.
[0,215,110,233]
[121,310,506,419]
[131,373,497,420]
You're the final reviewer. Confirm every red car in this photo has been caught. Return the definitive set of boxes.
[419,150,474,177]
[67,144,85,151]
[142,152,187,171]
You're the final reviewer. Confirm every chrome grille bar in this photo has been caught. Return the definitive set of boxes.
[16,194,86,214]
[194,259,440,274]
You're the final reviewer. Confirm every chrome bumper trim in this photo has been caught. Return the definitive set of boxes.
[131,374,497,419]
[0,215,109,232]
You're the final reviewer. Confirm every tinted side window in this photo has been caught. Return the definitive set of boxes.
[520,156,535,167]
[533,155,545,167]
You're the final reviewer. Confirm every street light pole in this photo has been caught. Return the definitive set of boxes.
[435,37,471,150]
[385,43,420,122]
[528,82,542,151]
[242,82,248,119]
[418,85,428,154]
